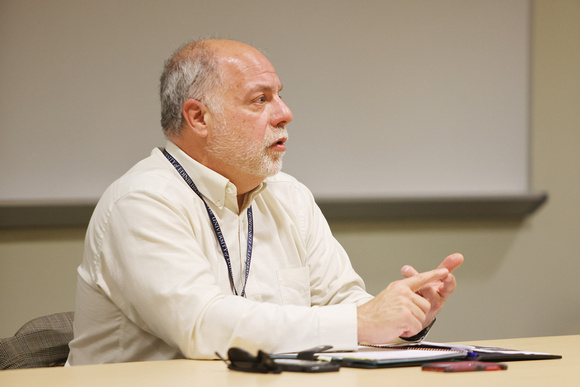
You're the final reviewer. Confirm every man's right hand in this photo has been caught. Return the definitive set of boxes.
[356,268,449,344]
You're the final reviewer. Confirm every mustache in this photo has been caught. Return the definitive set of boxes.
[267,128,288,144]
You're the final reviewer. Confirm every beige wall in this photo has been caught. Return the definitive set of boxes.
[1,0,579,341]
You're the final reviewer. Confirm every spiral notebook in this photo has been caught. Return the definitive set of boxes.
[312,345,467,369]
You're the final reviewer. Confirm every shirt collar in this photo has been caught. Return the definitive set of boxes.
[163,141,266,211]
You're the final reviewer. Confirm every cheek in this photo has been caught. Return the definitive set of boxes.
[226,110,271,141]
[243,118,270,140]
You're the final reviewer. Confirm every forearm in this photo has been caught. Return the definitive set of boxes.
[193,297,359,358]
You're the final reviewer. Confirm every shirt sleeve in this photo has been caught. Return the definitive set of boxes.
[96,189,362,359]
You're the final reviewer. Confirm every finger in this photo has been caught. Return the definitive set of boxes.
[401,265,419,278]
[405,268,449,293]
[437,273,457,298]
[417,281,439,300]
[437,253,464,273]
[400,317,425,339]
[401,265,438,299]
[403,253,464,279]
[404,294,431,334]
[410,291,431,315]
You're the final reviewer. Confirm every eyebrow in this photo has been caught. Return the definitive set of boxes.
[247,83,283,94]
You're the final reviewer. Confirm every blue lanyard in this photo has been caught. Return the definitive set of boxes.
[163,149,253,297]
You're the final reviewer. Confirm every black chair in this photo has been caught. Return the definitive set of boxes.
[0,312,74,369]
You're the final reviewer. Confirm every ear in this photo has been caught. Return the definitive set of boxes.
[182,99,209,137]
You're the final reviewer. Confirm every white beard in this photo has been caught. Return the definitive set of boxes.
[206,119,287,178]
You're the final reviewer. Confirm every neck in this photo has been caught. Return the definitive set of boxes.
[170,138,264,206]
[237,194,245,209]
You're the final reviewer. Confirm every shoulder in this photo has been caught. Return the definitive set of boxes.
[109,148,185,197]
[263,171,315,201]
[92,148,191,219]
[258,172,321,227]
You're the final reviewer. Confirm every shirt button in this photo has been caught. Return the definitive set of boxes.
[216,200,223,208]
[226,187,234,195]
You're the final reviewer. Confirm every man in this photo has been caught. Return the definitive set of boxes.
[67,39,463,365]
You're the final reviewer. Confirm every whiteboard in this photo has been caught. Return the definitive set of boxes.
[0,0,530,203]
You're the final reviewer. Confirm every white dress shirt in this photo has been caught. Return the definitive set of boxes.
[66,141,373,365]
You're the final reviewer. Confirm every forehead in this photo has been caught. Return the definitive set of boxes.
[219,49,282,96]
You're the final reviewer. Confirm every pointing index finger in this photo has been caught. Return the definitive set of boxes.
[406,268,449,292]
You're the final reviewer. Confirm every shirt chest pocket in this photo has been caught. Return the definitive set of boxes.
[276,267,311,306]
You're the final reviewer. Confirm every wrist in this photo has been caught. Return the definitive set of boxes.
[399,318,436,343]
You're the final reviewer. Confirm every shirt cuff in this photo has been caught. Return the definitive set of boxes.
[317,303,358,351]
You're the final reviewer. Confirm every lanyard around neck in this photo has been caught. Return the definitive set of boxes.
[163,149,253,297]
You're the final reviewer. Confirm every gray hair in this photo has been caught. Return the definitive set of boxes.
[159,40,224,138]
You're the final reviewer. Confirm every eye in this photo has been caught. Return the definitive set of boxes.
[252,95,266,104]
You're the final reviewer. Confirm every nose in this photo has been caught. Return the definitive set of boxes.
[272,97,293,128]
